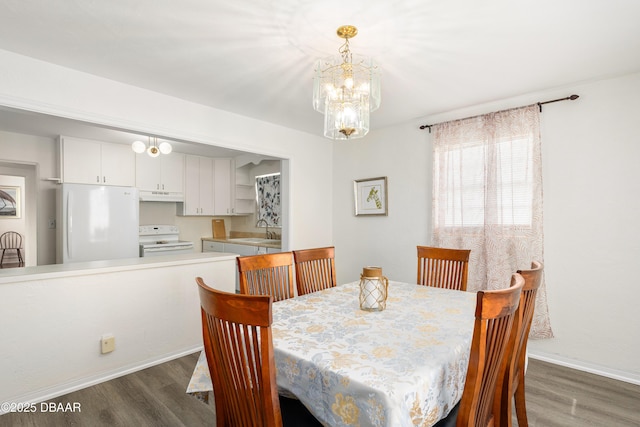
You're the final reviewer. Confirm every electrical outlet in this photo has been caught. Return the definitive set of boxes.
[101,334,115,354]
[48,218,56,229]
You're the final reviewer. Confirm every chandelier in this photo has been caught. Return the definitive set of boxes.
[131,137,172,157]
[313,25,381,140]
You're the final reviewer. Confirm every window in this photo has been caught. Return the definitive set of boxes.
[255,173,281,226]
[435,135,534,227]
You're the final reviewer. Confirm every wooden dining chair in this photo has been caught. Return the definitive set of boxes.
[494,261,544,427]
[196,277,323,427]
[417,246,471,291]
[0,231,24,267]
[435,273,524,427]
[237,252,295,301]
[196,277,282,426]
[292,246,337,296]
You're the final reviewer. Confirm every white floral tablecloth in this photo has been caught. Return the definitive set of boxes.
[187,281,476,427]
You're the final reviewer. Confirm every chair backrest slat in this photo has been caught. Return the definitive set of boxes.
[237,252,295,301]
[293,247,337,296]
[417,246,471,291]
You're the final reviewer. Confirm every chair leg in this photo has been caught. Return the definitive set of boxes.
[0,249,5,266]
[17,249,24,265]
[514,374,529,427]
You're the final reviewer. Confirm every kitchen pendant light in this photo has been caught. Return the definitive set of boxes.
[313,25,380,140]
[131,137,172,157]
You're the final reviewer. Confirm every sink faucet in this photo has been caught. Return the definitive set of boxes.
[255,218,269,239]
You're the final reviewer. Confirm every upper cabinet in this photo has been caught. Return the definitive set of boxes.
[214,158,233,215]
[60,136,135,187]
[136,153,185,193]
[180,155,214,215]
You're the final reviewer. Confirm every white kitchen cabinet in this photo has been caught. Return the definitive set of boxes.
[180,155,214,215]
[202,240,281,292]
[214,158,233,215]
[202,241,281,256]
[223,243,259,256]
[60,136,135,186]
[136,152,184,192]
[202,241,225,252]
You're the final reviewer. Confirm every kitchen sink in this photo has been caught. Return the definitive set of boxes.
[227,237,281,245]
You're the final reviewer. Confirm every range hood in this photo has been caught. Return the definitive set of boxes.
[139,191,184,202]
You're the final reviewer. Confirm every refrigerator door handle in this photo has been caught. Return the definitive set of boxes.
[66,192,72,260]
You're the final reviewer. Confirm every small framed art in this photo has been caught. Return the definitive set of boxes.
[354,177,388,216]
[0,186,20,218]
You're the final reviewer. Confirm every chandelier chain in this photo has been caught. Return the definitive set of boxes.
[339,39,352,65]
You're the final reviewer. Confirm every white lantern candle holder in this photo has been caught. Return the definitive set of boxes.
[359,266,388,311]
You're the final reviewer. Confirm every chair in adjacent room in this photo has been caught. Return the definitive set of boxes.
[0,231,24,267]
[435,273,524,427]
[237,252,295,301]
[292,246,337,296]
[417,246,471,291]
[494,261,544,427]
[196,277,321,427]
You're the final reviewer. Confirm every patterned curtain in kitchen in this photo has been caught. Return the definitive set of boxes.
[431,105,552,339]
[256,173,281,226]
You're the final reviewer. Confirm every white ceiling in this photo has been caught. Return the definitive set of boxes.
[0,0,639,144]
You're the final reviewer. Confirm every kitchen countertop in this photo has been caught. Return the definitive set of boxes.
[0,252,238,284]
[202,237,281,249]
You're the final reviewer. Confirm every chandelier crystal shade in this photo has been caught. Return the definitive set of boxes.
[132,137,172,157]
[313,25,381,140]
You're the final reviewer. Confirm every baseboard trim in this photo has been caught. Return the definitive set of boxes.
[528,350,640,386]
[1,345,203,414]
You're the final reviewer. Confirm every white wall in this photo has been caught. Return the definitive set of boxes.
[0,257,236,406]
[333,125,430,284]
[334,72,640,383]
[0,131,59,265]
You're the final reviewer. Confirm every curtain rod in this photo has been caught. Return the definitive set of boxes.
[419,94,579,133]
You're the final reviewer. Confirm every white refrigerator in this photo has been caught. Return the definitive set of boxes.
[57,183,140,263]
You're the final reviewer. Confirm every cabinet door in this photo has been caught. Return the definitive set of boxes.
[183,155,201,215]
[61,137,102,184]
[135,153,162,191]
[224,243,258,256]
[199,157,215,215]
[203,241,225,252]
[214,158,232,215]
[101,143,135,186]
[161,153,184,193]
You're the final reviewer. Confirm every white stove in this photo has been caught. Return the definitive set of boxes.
[139,225,194,257]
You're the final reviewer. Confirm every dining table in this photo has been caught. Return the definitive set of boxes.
[187,280,477,427]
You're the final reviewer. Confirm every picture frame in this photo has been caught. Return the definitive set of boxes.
[0,186,21,218]
[354,177,388,216]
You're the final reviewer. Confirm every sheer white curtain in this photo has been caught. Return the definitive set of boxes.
[432,105,552,338]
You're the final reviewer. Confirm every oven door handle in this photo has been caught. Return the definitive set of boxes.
[143,244,193,253]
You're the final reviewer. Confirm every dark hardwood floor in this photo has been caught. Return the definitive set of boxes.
[2,353,639,426]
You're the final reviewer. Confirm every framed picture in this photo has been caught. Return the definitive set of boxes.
[0,186,20,218]
[354,177,388,216]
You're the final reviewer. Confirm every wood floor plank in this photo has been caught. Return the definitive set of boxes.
[2,353,639,426]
